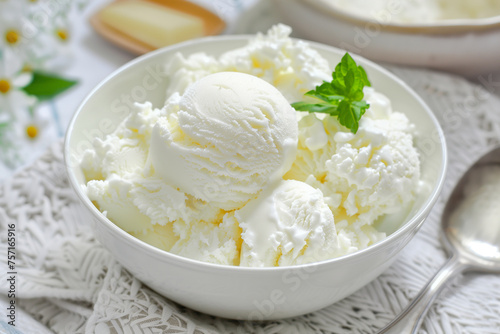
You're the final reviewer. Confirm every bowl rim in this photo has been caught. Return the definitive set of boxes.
[64,33,448,273]
[301,0,500,35]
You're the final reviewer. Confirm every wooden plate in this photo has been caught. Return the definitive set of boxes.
[89,0,226,55]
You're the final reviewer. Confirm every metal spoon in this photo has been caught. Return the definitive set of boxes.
[377,146,500,334]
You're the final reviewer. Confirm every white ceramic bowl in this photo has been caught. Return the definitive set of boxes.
[273,0,500,76]
[64,35,447,320]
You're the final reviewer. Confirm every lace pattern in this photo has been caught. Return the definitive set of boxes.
[1,66,500,333]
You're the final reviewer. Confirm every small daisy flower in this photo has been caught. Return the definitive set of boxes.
[19,0,77,71]
[0,49,36,118]
[14,104,58,154]
[43,16,74,71]
[0,1,29,54]
[0,103,56,168]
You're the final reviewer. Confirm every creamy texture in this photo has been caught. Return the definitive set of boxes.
[165,24,331,103]
[149,72,297,210]
[82,101,224,233]
[331,0,500,23]
[83,100,242,265]
[81,25,421,267]
[284,87,420,254]
[82,69,299,266]
[236,180,338,267]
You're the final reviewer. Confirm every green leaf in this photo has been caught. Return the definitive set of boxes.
[304,91,331,102]
[358,65,371,87]
[291,101,312,110]
[337,100,357,133]
[344,69,356,96]
[351,89,364,102]
[315,81,336,96]
[352,100,370,111]
[291,101,339,115]
[290,52,371,134]
[304,91,343,104]
[22,71,77,101]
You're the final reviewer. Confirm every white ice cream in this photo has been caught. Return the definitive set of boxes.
[284,87,420,253]
[236,180,339,267]
[81,100,225,231]
[82,70,299,266]
[165,24,331,103]
[81,25,422,267]
[149,72,298,210]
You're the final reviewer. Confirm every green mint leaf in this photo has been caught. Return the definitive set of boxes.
[291,101,312,110]
[314,81,336,96]
[291,52,371,134]
[351,89,364,102]
[344,68,356,97]
[291,101,339,115]
[337,100,368,134]
[304,91,331,103]
[304,91,344,104]
[352,100,370,111]
[347,101,370,133]
[331,64,346,94]
[358,65,371,87]
[337,100,356,132]
[22,71,78,101]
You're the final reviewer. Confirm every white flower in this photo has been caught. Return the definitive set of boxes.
[0,102,57,168]
[13,103,58,157]
[0,49,36,119]
[0,0,29,55]
[35,15,74,71]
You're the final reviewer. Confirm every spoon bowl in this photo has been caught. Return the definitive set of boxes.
[378,146,500,333]
[442,147,500,269]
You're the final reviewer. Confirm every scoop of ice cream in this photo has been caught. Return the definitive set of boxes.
[82,102,224,234]
[148,71,298,210]
[235,180,338,267]
[285,87,419,252]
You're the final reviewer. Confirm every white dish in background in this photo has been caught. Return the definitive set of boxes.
[89,0,226,55]
[64,36,446,320]
[273,0,500,76]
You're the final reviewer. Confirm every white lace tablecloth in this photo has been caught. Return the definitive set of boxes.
[2,1,500,333]
[1,64,500,334]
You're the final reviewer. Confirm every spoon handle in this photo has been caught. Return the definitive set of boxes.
[376,255,468,334]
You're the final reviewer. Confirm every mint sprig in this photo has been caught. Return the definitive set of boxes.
[22,71,77,101]
[292,53,371,134]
